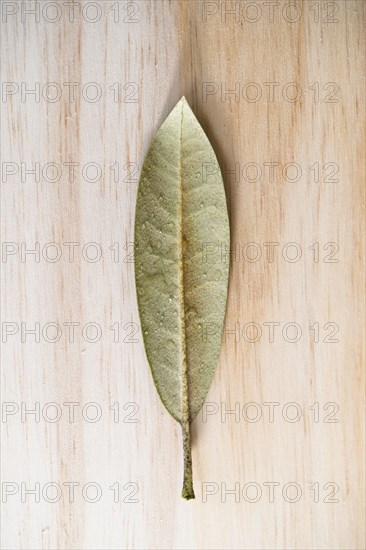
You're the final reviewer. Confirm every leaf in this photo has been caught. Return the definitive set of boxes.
[134,97,230,500]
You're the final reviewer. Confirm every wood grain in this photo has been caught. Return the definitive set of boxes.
[1,1,365,548]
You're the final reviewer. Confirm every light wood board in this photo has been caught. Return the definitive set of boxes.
[1,1,365,548]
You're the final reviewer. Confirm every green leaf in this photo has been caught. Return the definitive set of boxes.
[134,97,230,500]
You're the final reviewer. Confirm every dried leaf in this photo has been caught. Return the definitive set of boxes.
[134,97,230,499]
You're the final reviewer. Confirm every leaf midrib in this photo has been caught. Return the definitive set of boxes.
[178,100,189,423]
[178,99,194,499]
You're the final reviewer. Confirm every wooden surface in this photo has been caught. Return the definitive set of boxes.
[1,1,365,548]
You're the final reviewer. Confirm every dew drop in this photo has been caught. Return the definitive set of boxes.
[186,307,197,320]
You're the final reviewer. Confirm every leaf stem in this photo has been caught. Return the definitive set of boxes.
[181,420,195,500]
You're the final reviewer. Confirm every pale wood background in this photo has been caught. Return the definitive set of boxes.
[1,1,365,549]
